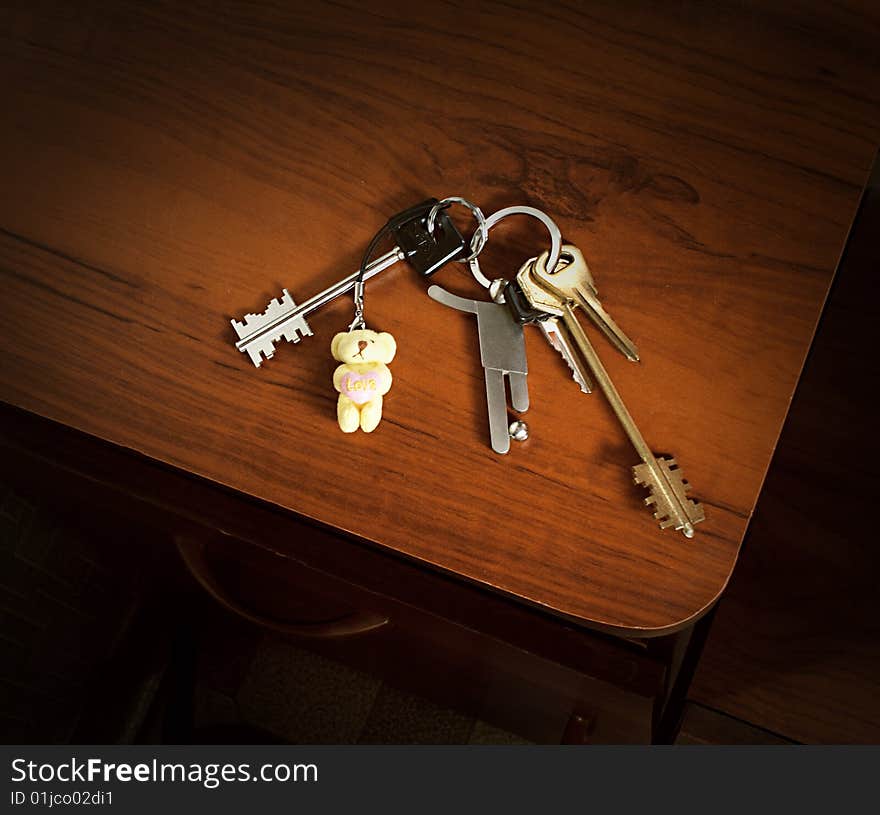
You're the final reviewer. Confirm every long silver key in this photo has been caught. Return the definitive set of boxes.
[232,204,466,366]
[518,254,704,537]
[231,248,402,367]
[427,285,528,455]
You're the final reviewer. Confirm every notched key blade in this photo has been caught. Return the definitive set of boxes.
[578,296,640,362]
[232,288,313,366]
[633,458,705,537]
[538,318,592,393]
[532,246,640,362]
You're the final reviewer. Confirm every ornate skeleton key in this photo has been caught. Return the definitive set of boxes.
[427,285,528,455]
[231,202,466,366]
[518,251,704,537]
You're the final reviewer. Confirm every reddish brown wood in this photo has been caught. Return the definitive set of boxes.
[1,412,665,742]
[175,535,390,638]
[0,405,667,702]
[2,1,879,636]
[183,528,656,743]
[676,703,793,745]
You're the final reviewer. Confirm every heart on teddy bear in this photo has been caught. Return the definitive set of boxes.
[339,370,381,404]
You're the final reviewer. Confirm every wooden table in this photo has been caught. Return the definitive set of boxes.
[2,1,878,742]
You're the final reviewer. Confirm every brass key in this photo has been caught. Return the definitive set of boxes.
[518,251,704,538]
[531,245,639,362]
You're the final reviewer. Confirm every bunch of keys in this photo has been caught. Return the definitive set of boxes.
[229,197,705,537]
[449,210,704,537]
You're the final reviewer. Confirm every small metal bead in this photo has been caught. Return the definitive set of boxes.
[489,278,507,304]
[508,420,529,442]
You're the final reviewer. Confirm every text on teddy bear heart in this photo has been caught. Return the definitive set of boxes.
[341,372,381,404]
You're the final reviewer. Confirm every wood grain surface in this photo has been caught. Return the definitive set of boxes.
[1,1,878,634]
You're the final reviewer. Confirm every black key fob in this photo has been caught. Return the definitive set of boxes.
[503,279,550,325]
[393,204,467,276]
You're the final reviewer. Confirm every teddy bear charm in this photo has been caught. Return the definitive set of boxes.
[331,280,396,433]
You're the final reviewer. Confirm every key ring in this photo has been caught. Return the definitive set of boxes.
[426,197,489,263]
[347,279,366,331]
[468,206,563,289]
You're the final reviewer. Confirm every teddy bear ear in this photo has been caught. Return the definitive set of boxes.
[377,332,397,363]
[330,332,347,361]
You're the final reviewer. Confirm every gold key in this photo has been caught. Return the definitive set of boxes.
[531,245,640,362]
[517,251,704,538]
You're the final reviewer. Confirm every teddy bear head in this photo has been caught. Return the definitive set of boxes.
[331,329,397,365]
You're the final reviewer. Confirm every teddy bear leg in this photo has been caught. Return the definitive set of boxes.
[359,396,383,433]
[337,396,360,433]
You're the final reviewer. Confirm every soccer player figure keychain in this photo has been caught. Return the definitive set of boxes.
[331,277,396,433]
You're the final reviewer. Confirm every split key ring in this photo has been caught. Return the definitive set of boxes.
[467,206,563,290]
[426,197,489,264]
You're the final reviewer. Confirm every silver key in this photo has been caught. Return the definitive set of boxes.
[232,203,468,366]
[427,285,528,455]
[495,274,592,394]
[231,248,403,367]
[538,316,592,394]
[512,258,592,393]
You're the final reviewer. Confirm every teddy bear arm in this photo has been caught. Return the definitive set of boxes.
[333,365,349,393]
[375,365,392,395]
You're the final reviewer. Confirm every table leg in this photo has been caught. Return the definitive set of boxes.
[649,605,717,744]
